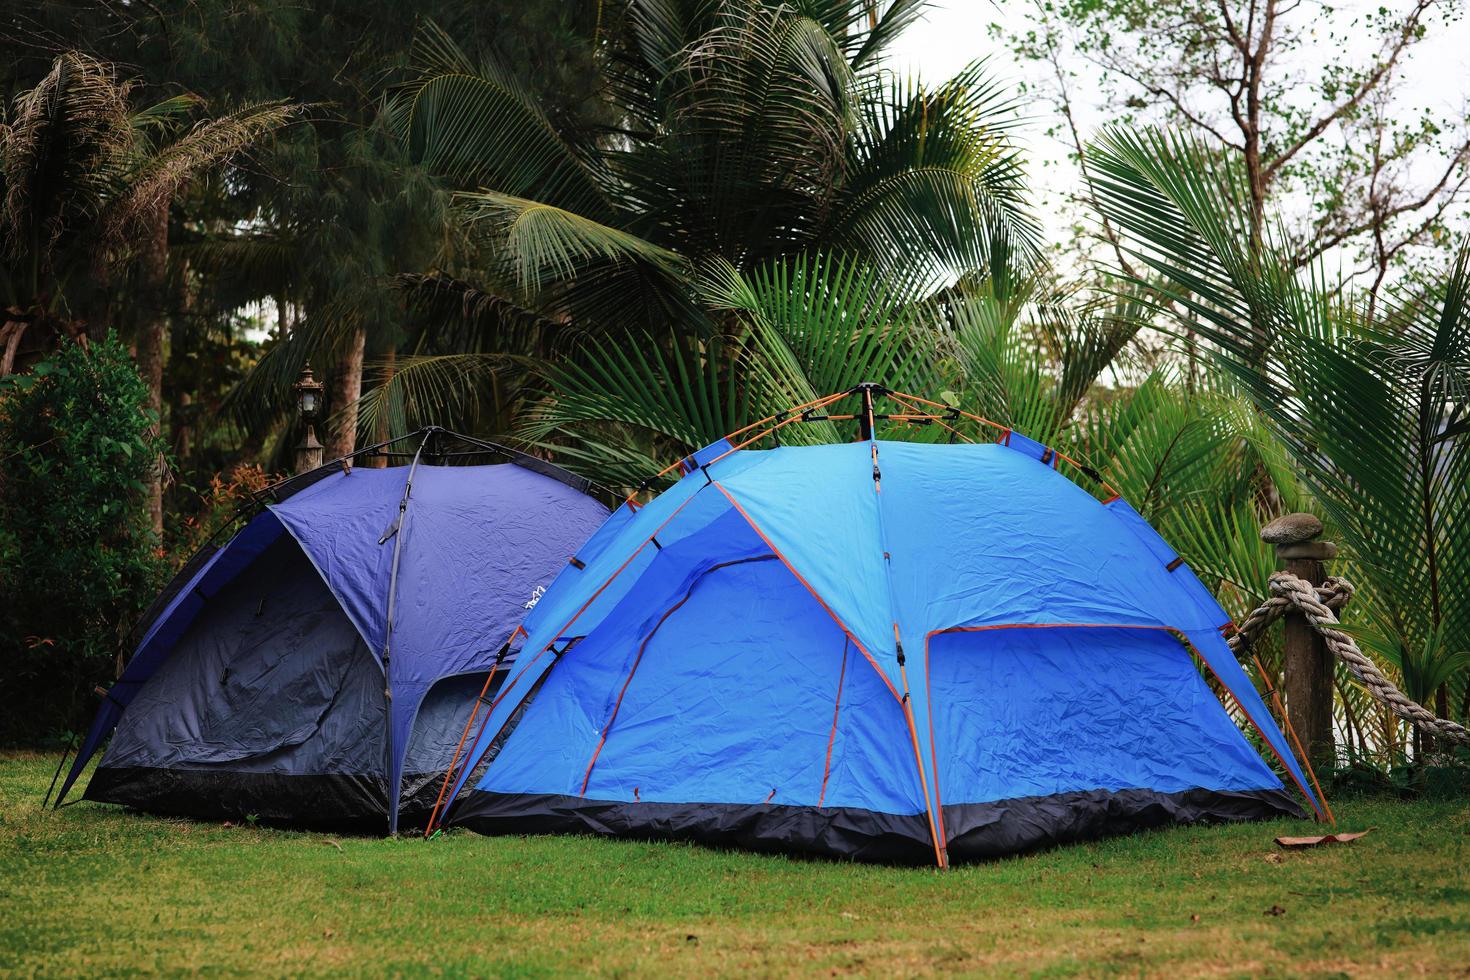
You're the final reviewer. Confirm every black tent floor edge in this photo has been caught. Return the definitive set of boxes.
[84,765,460,832]
[451,785,1305,864]
[943,785,1304,861]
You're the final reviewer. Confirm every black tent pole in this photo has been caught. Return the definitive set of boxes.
[42,730,79,808]
[378,429,432,836]
[254,428,431,501]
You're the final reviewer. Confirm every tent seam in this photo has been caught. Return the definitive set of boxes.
[709,482,902,705]
[861,438,948,868]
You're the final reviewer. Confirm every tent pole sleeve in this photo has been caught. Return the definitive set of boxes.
[380,430,432,835]
[864,435,948,868]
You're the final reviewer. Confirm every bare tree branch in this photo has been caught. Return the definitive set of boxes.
[1077,50,1245,149]
[1294,133,1470,266]
[1263,0,1435,181]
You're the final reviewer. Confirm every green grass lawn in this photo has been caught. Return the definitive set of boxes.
[2,753,1468,977]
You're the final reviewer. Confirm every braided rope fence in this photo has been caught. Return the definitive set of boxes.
[1228,571,1470,747]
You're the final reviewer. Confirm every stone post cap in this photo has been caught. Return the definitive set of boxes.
[1260,512,1323,545]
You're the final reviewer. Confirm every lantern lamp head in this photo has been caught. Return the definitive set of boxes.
[294,363,324,422]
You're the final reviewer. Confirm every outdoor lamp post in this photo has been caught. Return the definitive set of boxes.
[293,362,325,475]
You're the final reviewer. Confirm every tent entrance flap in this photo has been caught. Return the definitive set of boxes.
[449,504,935,859]
[84,534,389,824]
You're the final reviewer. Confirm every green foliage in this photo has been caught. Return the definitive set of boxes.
[0,51,302,342]
[169,462,274,562]
[0,337,167,742]
[1088,124,1470,753]
[516,243,1251,534]
[363,0,1038,437]
[999,0,1470,276]
[2,1,1464,784]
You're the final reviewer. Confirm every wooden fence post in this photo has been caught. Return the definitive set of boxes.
[1261,513,1337,772]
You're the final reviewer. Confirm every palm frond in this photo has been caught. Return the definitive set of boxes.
[104,100,304,244]
[704,251,936,424]
[354,352,523,441]
[128,94,203,133]
[392,271,568,358]
[1,52,132,269]
[1088,122,1470,727]
[829,63,1036,278]
[1087,126,1290,363]
[392,21,612,218]
[519,329,751,481]
[847,0,931,70]
[456,189,689,293]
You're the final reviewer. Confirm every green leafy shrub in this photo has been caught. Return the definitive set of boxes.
[0,337,168,744]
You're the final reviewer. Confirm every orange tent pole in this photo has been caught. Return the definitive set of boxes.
[423,625,526,836]
[1252,652,1337,826]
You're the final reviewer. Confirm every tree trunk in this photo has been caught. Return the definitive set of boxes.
[135,199,169,540]
[367,347,396,468]
[276,294,292,339]
[328,324,366,460]
[171,252,196,465]
[176,392,192,462]
[1243,0,1278,254]
[1240,0,1278,370]
[81,237,114,338]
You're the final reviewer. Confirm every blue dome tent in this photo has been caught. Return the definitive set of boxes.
[54,429,610,833]
[427,387,1326,865]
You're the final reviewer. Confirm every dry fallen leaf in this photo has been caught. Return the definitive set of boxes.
[1275,830,1372,848]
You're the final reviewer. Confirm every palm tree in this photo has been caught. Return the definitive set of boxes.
[0,52,300,530]
[354,1,1035,437]
[1087,126,1470,756]
[510,239,1242,507]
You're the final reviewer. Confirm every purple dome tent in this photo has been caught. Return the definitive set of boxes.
[54,429,609,833]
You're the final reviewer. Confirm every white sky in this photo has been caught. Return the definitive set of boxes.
[883,1,1470,269]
